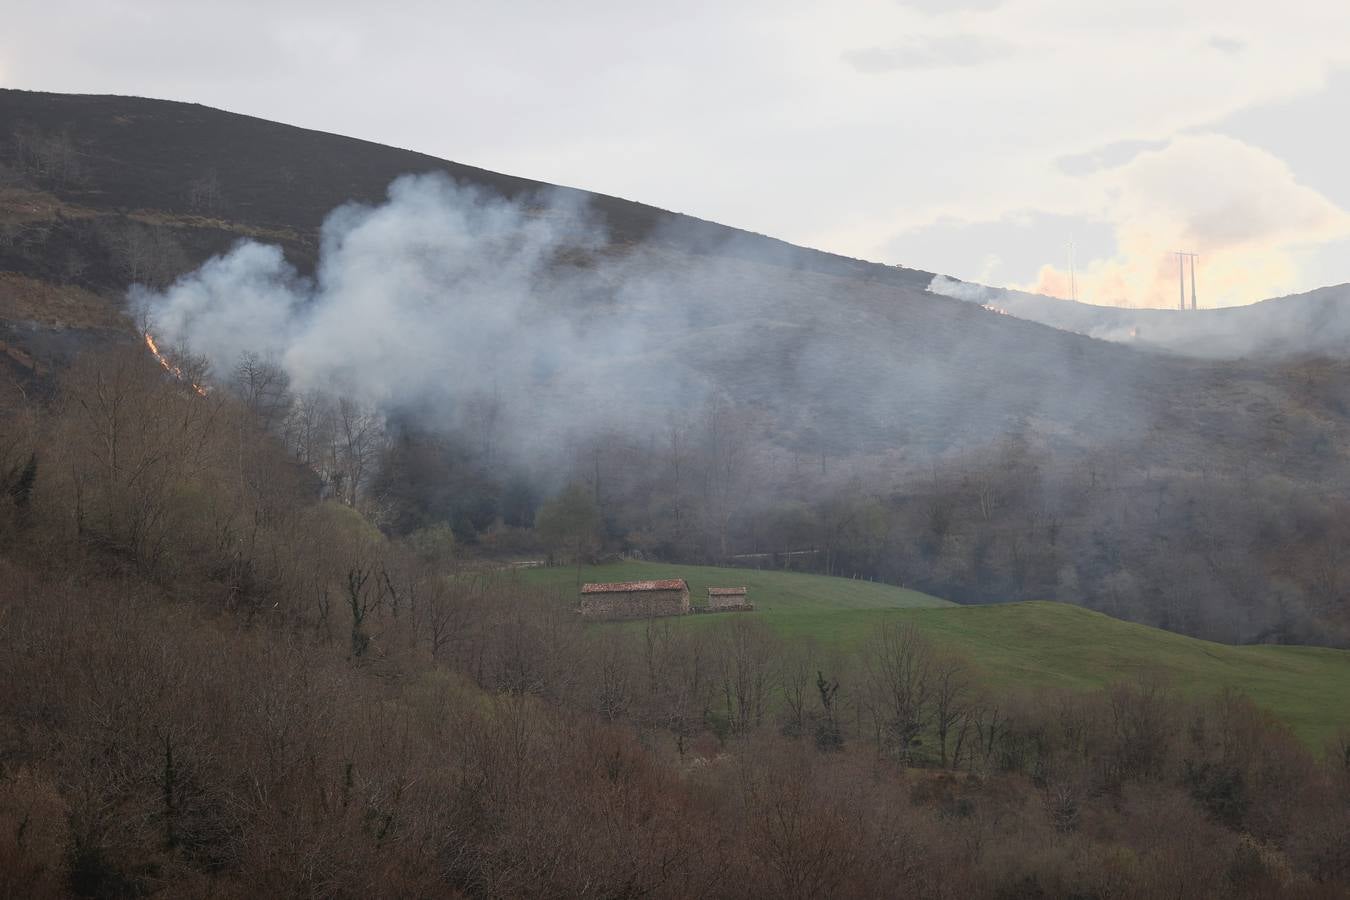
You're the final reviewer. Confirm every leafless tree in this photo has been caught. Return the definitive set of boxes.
[104,220,188,289]
[334,397,384,508]
[699,394,755,559]
[863,619,932,761]
[186,169,224,214]
[232,352,292,432]
[715,617,777,734]
[777,637,818,737]
[10,125,82,185]
[51,346,224,571]
[931,652,974,768]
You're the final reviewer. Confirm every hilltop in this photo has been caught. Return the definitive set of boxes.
[945,278,1350,360]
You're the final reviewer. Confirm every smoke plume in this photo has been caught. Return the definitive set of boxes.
[131,174,715,459]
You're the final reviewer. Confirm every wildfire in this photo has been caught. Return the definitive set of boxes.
[144,333,208,397]
[981,304,1012,316]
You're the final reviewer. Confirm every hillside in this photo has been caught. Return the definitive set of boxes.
[526,562,1350,748]
[941,278,1350,360]
[3,86,1350,898]
[0,88,1334,462]
[5,90,1350,646]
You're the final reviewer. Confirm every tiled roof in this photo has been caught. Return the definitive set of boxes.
[581,579,689,594]
[708,587,748,596]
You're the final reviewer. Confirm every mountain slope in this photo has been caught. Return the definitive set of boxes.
[0,88,1341,467]
[940,278,1350,360]
[5,90,1350,645]
[0,89,936,285]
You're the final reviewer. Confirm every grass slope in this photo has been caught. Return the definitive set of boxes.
[525,562,1350,749]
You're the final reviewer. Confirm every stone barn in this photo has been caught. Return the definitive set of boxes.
[706,586,753,612]
[579,579,691,620]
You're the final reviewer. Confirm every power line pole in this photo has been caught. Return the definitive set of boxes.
[1189,253,1198,309]
[1174,251,1199,309]
[1176,251,1185,310]
[1069,241,1077,302]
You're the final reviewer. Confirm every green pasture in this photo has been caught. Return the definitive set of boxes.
[522,561,1350,749]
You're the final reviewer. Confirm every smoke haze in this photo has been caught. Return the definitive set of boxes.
[121,172,1350,647]
[130,173,1200,479]
[131,174,723,461]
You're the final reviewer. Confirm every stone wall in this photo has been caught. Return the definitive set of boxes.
[579,588,689,620]
[706,590,753,612]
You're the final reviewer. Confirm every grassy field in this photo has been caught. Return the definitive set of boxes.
[520,559,952,612]
[523,561,1350,749]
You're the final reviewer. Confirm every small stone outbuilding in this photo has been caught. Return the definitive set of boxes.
[579,579,691,620]
[706,587,753,612]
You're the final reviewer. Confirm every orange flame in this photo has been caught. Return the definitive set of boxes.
[144,333,208,397]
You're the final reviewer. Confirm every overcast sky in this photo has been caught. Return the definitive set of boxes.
[4,0,1349,307]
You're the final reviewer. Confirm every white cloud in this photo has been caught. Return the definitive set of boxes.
[4,0,1350,301]
[842,35,1016,72]
[1209,35,1246,54]
[1021,135,1350,307]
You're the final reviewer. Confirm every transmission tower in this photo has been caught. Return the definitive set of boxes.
[1175,251,1199,309]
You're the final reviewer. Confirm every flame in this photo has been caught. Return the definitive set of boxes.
[981,304,1011,316]
[144,333,208,397]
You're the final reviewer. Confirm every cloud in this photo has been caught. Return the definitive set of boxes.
[1055,139,1170,177]
[881,211,1117,285]
[1208,35,1246,54]
[7,0,1350,301]
[1021,134,1350,306]
[896,0,1006,12]
[842,35,1015,73]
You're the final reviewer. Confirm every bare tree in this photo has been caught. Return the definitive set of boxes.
[863,619,932,762]
[186,169,224,214]
[465,387,503,466]
[778,637,818,737]
[930,653,974,768]
[715,617,777,735]
[334,397,384,508]
[232,352,292,431]
[104,220,188,289]
[52,346,223,571]
[11,125,82,185]
[699,394,754,559]
[589,630,634,721]
[283,389,334,470]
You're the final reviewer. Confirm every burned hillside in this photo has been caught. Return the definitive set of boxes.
[3,89,1350,645]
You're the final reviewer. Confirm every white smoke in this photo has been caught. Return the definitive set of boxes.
[130,173,716,457]
[128,172,1164,474]
[926,274,1000,304]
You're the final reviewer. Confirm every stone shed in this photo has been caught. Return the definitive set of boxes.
[579,579,691,620]
[706,587,753,612]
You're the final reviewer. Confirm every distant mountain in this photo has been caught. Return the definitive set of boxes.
[931,277,1350,360]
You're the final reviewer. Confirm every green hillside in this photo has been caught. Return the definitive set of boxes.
[524,562,1350,749]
